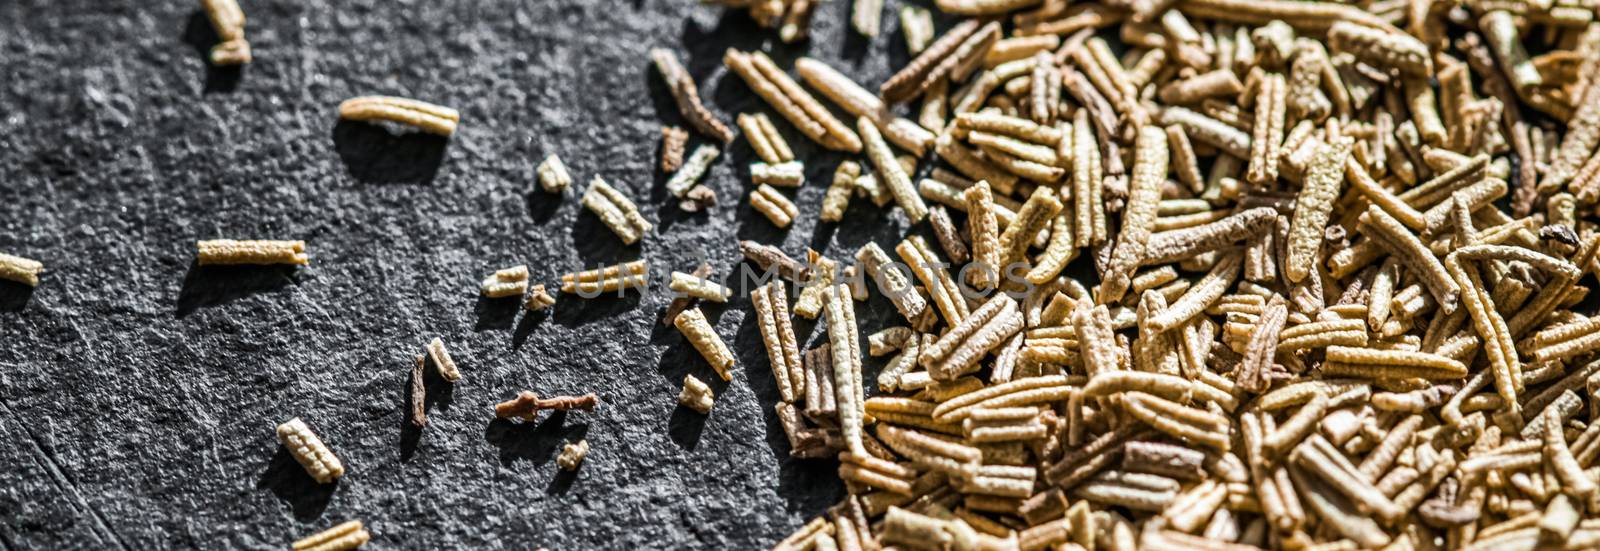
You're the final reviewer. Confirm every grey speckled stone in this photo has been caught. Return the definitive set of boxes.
[0,0,962,548]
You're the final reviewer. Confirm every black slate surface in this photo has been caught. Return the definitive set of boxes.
[0,0,951,548]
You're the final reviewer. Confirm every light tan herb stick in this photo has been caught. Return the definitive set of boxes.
[557,440,589,471]
[197,240,307,266]
[0,253,43,287]
[276,418,343,484]
[291,520,368,551]
[560,261,648,295]
[536,154,572,193]
[479,265,528,298]
[680,374,715,414]
[675,307,734,381]
[581,177,651,245]
[199,0,251,65]
[337,96,459,136]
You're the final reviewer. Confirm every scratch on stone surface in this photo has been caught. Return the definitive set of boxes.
[291,277,337,328]
[0,523,18,551]
[210,430,224,479]
[65,318,95,357]
[163,366,225,480]
[0,399,134,551]
[295,14,320,132]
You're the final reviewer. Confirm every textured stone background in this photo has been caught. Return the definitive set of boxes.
[0,0,951,548]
